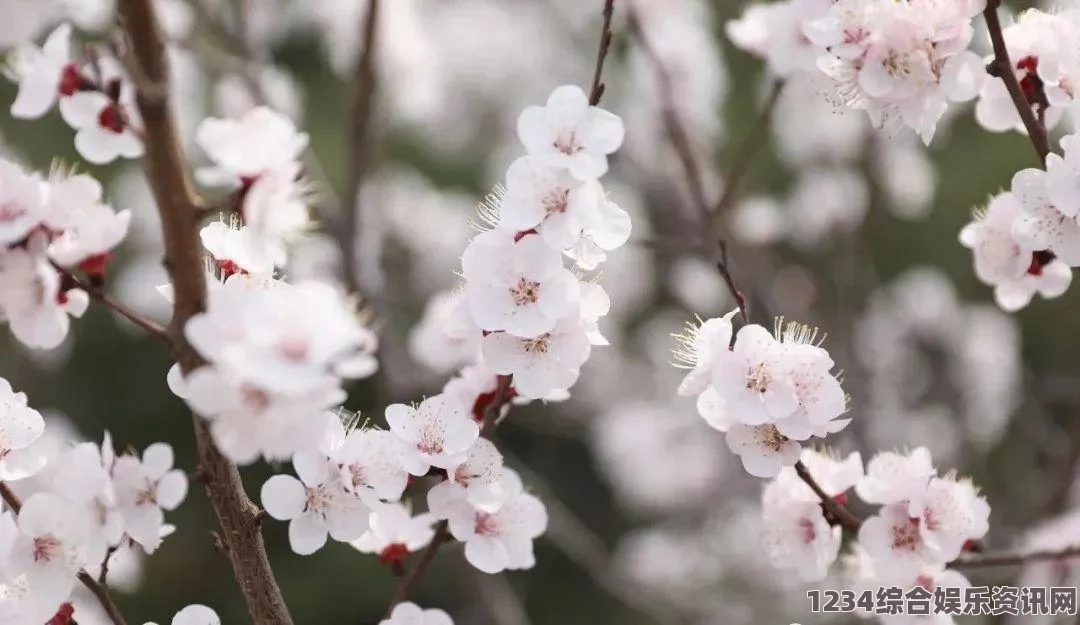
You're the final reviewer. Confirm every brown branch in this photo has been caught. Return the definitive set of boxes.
[715,241,749,327]
[793,461,863,533]
[0,484,128,625]
[384,522,452,617]
[587,0,615,106]
[342,0,381,293]
[984,0,1050,163]
[951,545,1080,569]
[97,545,119,585]
[711,80,784,218]
[480,375,514,438]
[57,266,170,345]
[114,3,293,625]
[626,7,710,221]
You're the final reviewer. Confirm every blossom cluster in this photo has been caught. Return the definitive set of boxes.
[0,376,187,624]
[959,131,1080,311]
[760,446,989,607]
[675,312,849,478]
[7,24,143,164]
[974,8,1080,135]
[166,107,379,464]
[728,0,985,143]
[442,84,630,400]
[0,154,130,349]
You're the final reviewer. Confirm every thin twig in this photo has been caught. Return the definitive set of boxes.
[342,0,382,293]
[626,7,710,220]
[384,522,452,617]
[0,484,128,625]
[480,375,514,438]
[587,0,615,106]
[951,545,1080,569]
[503,449,686,625]
[57,266,170,345]
[793,461,863,533]
[711,80,785,218]
[115,2,293,624]
[97,545,119,585]
[715,241,749,326]
[983,0,1050,163]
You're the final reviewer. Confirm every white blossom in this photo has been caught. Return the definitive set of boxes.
[386,395,479,473]
[352,504,436,563]
[516,85,625,180]
[380,602,453,625]
[428,468,547,574]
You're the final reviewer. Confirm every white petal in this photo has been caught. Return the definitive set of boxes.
[142,443,174,479]
[172,605,220,625]
[260,475,306,521]
[464,535,510,574]
[156,470,188,510]
[288,513,328,555]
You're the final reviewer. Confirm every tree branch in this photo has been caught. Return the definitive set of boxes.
[951,545,1080,569]
[711,80,784,218]
[793,461,863,533]
[587,0,615,106]
[480,375,515,438]
[625,7,710,221]
[114,3,293,624]
[57,266,170,345]
[715,241,749,326]
[983,0,1050,163]
[0,483,128,625]
[384,522,452,617]
[342,0,381,293]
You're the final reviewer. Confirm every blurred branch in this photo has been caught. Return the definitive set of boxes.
[983,0,1050,163]
[711,81,784,219]
[56,265,170,345]
[625,7,709,221]
[468,565,532,625]
[952,545,1080,569]
[0,484,128,625]
[115,3,294,624]
[505,452,687,625]
[343,0,382,293]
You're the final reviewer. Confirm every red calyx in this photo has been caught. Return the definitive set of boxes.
[78,252,113,278]
[58,64,84,96]
[216,258,242,278]
[833,492,848,507]
[378,543,410,564]
[514,228,538,242]
[1027,250,1056,276]
[470,376,517,422]
[46,603,75,625]
[97,104,125,134]
[1017,56,1045,105]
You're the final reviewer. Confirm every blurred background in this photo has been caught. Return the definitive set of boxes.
[1,0,1078,624]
